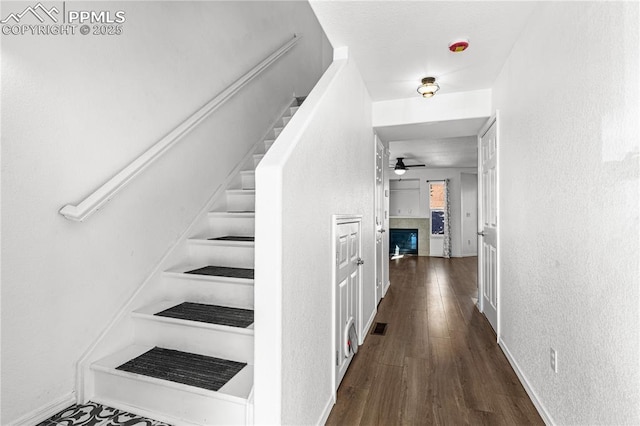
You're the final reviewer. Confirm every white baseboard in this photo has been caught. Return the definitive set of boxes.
[362,307,377,344]
[316,393,335,426]
[382,280,390,297]
[499,338,554,425]
[7,392,76,426]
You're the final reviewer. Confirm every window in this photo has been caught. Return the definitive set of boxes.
[429,182,445,235]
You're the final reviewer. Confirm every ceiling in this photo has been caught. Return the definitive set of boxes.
[378,118,485,168]
[388,137,478,169]
[309,1,537,101]
[310,1,537,169]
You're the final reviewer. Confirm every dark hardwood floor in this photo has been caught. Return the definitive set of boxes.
[326,256,543,426]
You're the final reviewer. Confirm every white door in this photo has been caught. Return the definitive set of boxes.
[335,219,361,386]
[478,118,499,335]
[375,137,385,305]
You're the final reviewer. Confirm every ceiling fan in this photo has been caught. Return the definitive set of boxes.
[393,157,426,175]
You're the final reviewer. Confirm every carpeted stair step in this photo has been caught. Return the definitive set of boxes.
[117,347,246,392]
[207,211,255,236]
[208,235,254,242]
[162,266,254,310]
[91,345,252,424]
[133,301,254,361]
[155,302,254,328]
[187,237,254,269]
[186,265,255,280]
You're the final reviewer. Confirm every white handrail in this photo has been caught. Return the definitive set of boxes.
[59,34,301,222]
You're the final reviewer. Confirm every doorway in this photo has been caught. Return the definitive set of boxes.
[477,116,499,335]
[332,215,363,390]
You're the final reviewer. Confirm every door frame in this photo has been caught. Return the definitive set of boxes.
[477,112,500,341]
[374,134,385,306]
[331,214,363,399]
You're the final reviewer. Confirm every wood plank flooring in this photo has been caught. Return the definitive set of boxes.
[326,256,543,426]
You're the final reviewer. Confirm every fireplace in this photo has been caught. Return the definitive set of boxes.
[390,228,418,255]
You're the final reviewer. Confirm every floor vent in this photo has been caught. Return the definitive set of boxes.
[371,322,387,335]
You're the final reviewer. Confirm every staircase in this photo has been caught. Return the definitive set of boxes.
[88,98,304,425]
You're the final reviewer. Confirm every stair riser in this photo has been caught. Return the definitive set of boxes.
[290,106,299,115]
[264,140,274,151]
[252,155,263,168]
[134,320,254,363]
[273,128,283,138]
[226,193,255,212]
[240,174,255,190]
[187,244,254,269]
[163,276,254,309]
[93,372,246,425]
[207,216,255,236]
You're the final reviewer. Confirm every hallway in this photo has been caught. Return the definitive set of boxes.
[327,256,543,425]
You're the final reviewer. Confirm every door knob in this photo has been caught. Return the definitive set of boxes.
[477,231,486,237]
[356,258,364,265]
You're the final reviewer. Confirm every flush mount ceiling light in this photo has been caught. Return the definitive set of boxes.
[417,77,440,98]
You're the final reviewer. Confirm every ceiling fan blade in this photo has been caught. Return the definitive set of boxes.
[405,164,426,168]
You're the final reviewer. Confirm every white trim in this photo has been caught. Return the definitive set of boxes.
[59,35,300,222]
[316,393,336,426]
[476,113,500,342]
[499,339,554,426]
[495,110,501,343]
[363,304,377,342]
[7,392,75,426]
[383,280,390,297]
[75,98,297,403]
[245,386,254,425]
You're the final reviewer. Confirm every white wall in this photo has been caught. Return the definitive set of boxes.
[389,167,476,258]
[254,49,374,425]
[372,89,491,127]
[0,2,330,423]
[460,172,478,256]
[389,179,420,216]
[493,2,639,424]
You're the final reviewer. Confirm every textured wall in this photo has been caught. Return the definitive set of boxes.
[255,52,373,424]
[1,1,330,423]
[493,2,639,424]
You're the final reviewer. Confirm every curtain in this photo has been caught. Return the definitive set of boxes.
[443,179,451,258]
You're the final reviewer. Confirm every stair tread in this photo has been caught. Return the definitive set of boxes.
[155,302,254,328]
[185,265,254,280]
[116,347,246,393]
[208,236,254,242]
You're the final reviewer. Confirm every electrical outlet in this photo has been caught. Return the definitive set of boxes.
[550,348,558,373]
